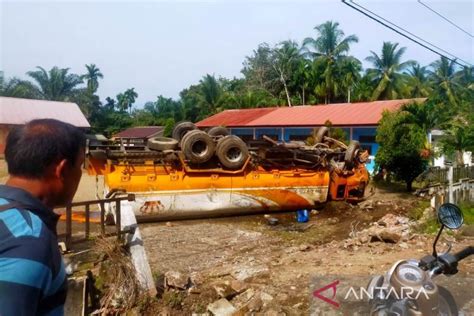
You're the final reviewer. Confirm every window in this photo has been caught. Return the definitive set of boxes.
[359,135,376,143]
[289,134,311,141]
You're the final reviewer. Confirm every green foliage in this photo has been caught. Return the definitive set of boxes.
[162,290,185,309]
[26,66,84,101]
[459,201,474,225]
[365,42,414,100]
[375,110,429,191]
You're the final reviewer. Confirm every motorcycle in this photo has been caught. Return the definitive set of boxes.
[367,203,474,316]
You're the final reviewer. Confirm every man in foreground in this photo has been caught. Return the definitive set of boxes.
[0,119,85,315]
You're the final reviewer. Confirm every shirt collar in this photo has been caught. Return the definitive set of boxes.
[0,185,60,234]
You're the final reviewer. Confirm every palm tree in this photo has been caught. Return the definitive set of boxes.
[83,64,103,93]
[26,66,83,101]
[405,63,431,98]
[197,74,222,114]
[302,21,359,103]
[273,40,301,106]
[429,57,459,105]
[339,56,362,102]
[365,42,414,100]
[0,73,39,99]
[117,88,138,114]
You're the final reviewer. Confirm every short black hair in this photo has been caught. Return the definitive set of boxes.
[5,119,86,179]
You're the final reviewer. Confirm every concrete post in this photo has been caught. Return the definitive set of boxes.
[448,165,454,203]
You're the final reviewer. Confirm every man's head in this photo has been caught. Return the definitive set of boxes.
[5,119,86,207]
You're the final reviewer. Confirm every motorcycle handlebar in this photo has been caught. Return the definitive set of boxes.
[454,246,474,262]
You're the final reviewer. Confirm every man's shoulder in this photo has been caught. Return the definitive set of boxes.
[0,197,48,240]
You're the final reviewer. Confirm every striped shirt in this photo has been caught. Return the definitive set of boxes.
[0,185,67,316]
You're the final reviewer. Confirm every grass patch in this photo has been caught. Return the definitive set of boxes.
[415,217,440,235]
[459,201,474,225]
[162,290,185,309]
[408,200,431,221]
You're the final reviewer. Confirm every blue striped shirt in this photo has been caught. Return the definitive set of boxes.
[0,185,67,316]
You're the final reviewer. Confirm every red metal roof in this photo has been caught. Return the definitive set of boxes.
[196,99,424,127]
[114,126,164,138]
[196,108,277,127]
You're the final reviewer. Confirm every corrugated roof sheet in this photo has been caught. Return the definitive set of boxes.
[196,108,277,127]
[196,99,424,127]
[0,97,90,127]
[114,126,164,138]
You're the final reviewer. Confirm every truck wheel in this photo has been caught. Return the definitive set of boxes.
[180,129,201,148]
[314,127,329,143]
[147,137,178,151]
[345,140,360,169]
[216,135,249,169]
[207,126,229,137]
[182,130,215,164]
[172,121,197,141]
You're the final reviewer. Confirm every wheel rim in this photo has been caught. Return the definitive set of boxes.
[226,147,242,162]
[192,140,208,157]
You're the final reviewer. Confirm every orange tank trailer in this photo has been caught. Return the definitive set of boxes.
[86,154,369,221]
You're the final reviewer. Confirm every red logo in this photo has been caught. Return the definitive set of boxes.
[313,280,340,308]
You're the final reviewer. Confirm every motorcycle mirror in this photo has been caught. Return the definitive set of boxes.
[438,203,463,230]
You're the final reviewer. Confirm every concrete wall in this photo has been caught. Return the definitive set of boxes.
[428,179,474,210]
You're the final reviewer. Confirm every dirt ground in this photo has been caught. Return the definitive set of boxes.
[137,185,474,315]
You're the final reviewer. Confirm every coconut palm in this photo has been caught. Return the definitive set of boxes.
[83,64,103,93]
[273,40,301,106]
[0,73,39,99]
[429,57,459,105]
[365,42,414,100]
[405,63,431,98]
[339,56,362,102]
[197,74,222,114]
[302,21,359,103]
[26,66,83,101]
[117,88,138,114]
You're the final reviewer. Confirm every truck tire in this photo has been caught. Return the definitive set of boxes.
[345,140,360,169]
[180,129,202,148]
[216,135,249,169]
[314,127,329,143]
[147,137,178,151]
[172,121,197,141]
[207,126,229,137]
[181,130,215,164]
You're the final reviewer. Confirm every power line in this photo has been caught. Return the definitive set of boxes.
[418,0,473,38]
[341,0,472,68]
[349,0,464,63]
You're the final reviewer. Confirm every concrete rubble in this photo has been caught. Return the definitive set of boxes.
[345,213,412,247]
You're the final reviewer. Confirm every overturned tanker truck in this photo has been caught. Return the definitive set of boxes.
[86,122,370,221]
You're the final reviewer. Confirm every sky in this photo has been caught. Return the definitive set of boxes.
[1,0,473,106]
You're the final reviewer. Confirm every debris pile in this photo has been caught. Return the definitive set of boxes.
[345,214,412,248]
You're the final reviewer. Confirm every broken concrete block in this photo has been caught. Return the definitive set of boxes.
[207,298,236,316]
[213,281,236,299]
[165,271,189,290]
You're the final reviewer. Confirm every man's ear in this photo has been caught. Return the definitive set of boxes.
[54,159,68,179]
